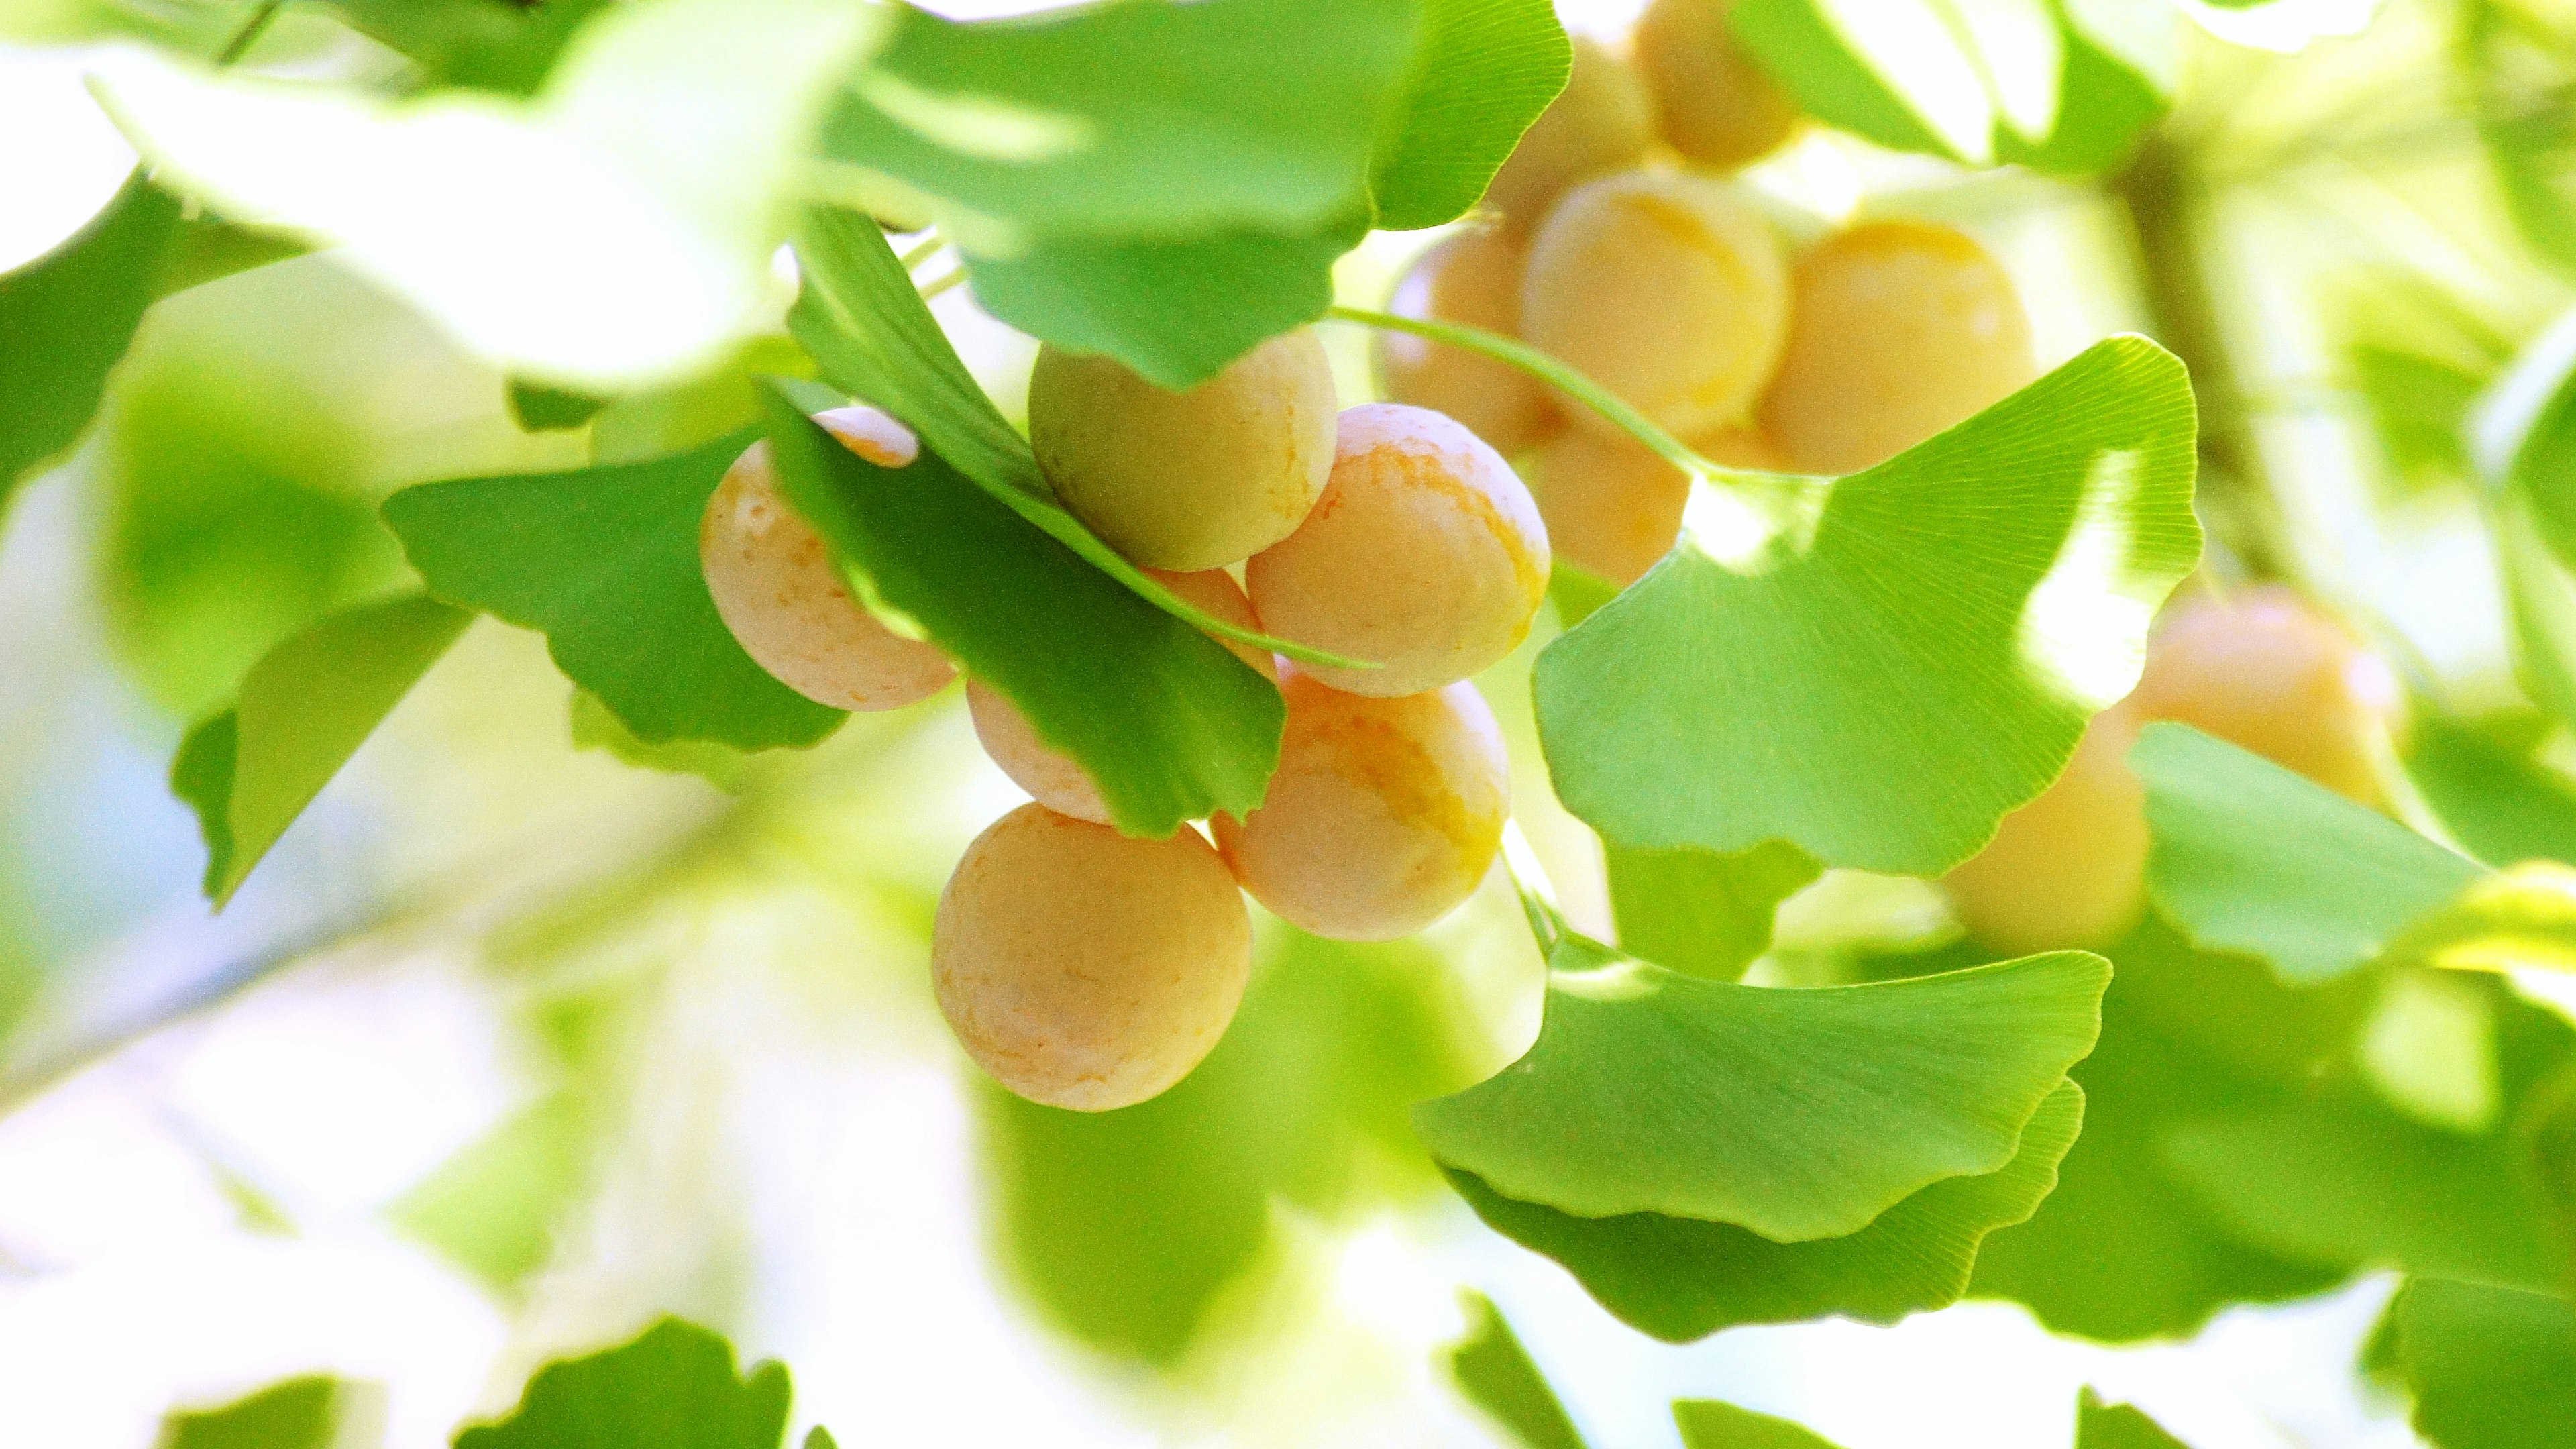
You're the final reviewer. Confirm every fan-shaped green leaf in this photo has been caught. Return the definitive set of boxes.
[1414,934,2105,1234]
[158,1377,355,1449]
[1370,0,1569,230]
[456,1319,791,1449]
[1607,841,1821,982]
[759,388,1277,836]
[2135,723,2485,983]
[786,205,1366,671]
[2076,1389,2188,1449]
[1674,1400,1845,1449]
[173,592,471,906]
[2394,1278,2576,1449]
[1449,1080,2084,1342]
[92,0,886,390]
[382,428,845,752]
[2410,716,2576,869]
[1448,1292,1589,1449]
[1534,335,2199,875]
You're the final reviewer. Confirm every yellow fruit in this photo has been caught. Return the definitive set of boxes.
[1759,221,2035,474]
[969,569,1276,826]
[1944,704,2150,955]
[1528,425,1784,584]
[933,804,1252,1111]
[1028,331,1336,571]
[1213,674,1509,941]
[700,406,956,711]
[1519,170,1789,443]
[1379,228,1561,458]
[1634,0,1800,168]
[1247,403,1549,697]
[2129,585,2396,804]
[1483,37,1656,232]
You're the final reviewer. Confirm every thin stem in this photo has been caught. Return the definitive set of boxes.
[916,265,967,303]
[896,231,947,272]
[1326,305,1733,486]
[1501,820,1567,956]
[215,0,284,64]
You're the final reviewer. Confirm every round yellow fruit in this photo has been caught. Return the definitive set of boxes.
[1519,170,1790,443]
[1213,674,1510,941]
[2129,585,2396,804]
[969,568,1277,826]
[1379,228,1561,458]
[1483,37,1656,233]
[1028,331,1336,571]
[933,803,1252,1112]
[700,406,956,711]
[1247,402,1549,698]
[1635,0,1800,168]
[1944,704,2151,955]
[1758,221,2035,474]
[1529,425,1784,584]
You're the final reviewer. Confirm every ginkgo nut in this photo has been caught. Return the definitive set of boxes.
[1379,228,1561,458]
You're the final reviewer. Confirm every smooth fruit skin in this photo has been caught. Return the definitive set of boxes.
[1519,170,1790,443]
[1028,331,1336,571]
[700,406,957,711]
[1213,674,1510,942]
[1634,0,1800,168]
[969,569,1275,826]
[1758,220,2035,474]
[1529,425,1784,584]
[2129,585,2397,804]
[933,804,1252,1112]
[1482,37,1655,232]
[1944,703,2150,955]
[1378,228,1561,458]
[1247,403,1550,698]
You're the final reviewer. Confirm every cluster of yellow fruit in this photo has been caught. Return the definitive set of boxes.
[1381,18,2037,580]
[697,332,1551,1110]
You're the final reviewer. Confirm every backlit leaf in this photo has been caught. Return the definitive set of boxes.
[1448,1292,1589,1449]
[1369,0,1569,230]
[1606,841,1821,982]
[157,1377,354,1449]
[1674,1400,1845,1449]
[1535,336,2198,875]
[455,1319,791,1449]
[2076,1388,2188,1449]
[2394,1278,2576,1449]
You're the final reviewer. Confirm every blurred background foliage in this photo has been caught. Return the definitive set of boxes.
[19,0,2576,1444]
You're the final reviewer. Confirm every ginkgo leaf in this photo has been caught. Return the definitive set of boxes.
[1449,1080,2084,1341]
[91,0,886,390]
[2076,1389,2189,1449]
[173,592,472,906]
[1370,0,1570,230]
[2394,1279,2576,1449]
[382,428,845,752]
[1534,335,2199,876]
[761,389,1280,836]
[787,205,1368,671]
[1606,841,1821,981]
[1448,1293,1589,1449]
[2135,723,2485,983]
[455,1319,792,1449]
[1413,934,2105,1235]
[159,1377,356,1449]
[1674,1399,1846,1449]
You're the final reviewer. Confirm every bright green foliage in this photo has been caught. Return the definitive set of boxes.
[961,219,1368,392]
[319,0,614,96]
[2076,1389,2188,1449]
[1729,0,2171,172]
[91,0,888,390]
[761,390,1277,836]
[1448,1293,1589,1449]
[1535,336,2199,875]
[981,931,1481,1364]
[1370,0,1570,230]
[2469,0,2576,281]
[507,379,610,433]
[157,1376,350,1449]
[2410,716,2576,867]
[569,690,750,791]
[455,1319,793,1449]
[2395,1278,2576,1449]
[787,207,1356,669]
[1673,1399,1845,1449]
[382,428,846,752]
[1448,1080,2083,1341]
[1605,841,1821,981]
[2351,344,2487,498]
[385,1091,594,1293]
[0,170,180,519]
[1417,933,2104,1234]
[1968,923,2351,1342]
[173,593,472,905]
[2135,724,2485,982]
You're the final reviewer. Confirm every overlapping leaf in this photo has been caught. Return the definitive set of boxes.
[173,593,471,905]
[382,427,845,752]
[2394,1278,2576,1449]
[93,0,886,390]
[1417,935,2103,1233]
[1370,0,1570,229]
[1606,841,1821,982]
[761,390,1278,835]
[1448,1081,2084,1340]
[1535,336,2198,875]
